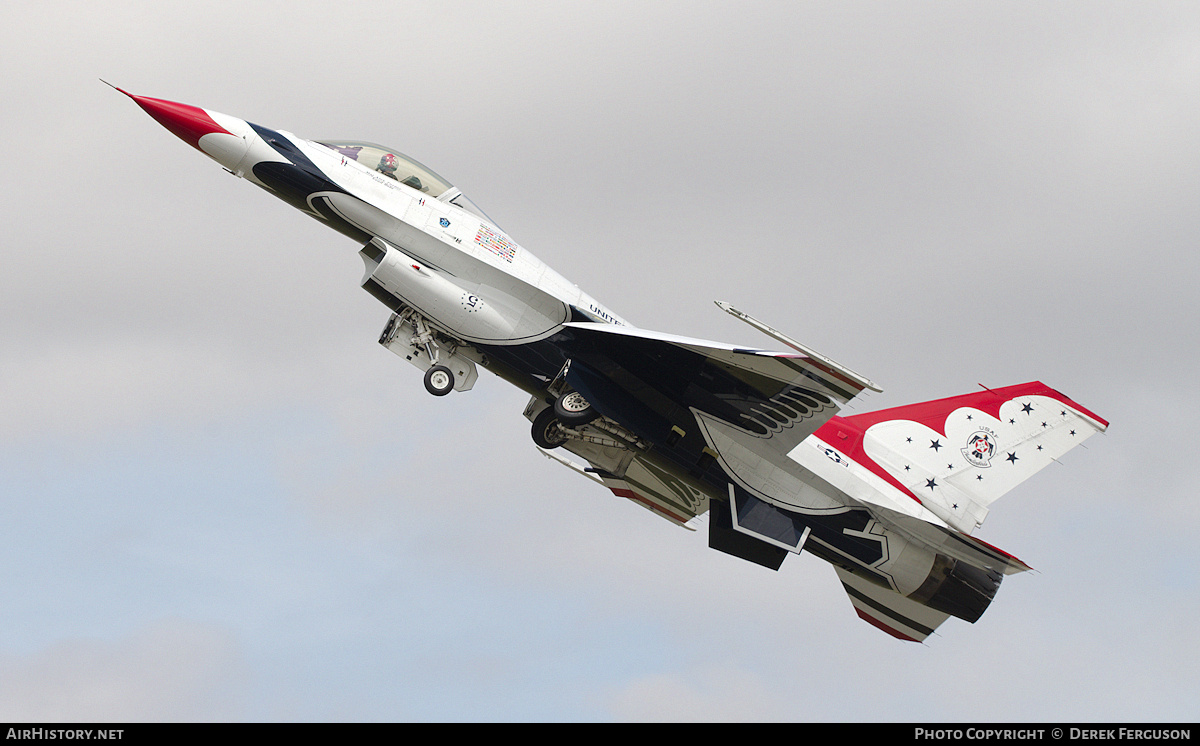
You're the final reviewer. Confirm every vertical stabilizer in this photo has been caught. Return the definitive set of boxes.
[840,382,1107,532]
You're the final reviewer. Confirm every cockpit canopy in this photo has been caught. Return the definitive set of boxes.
[316,140,493,224]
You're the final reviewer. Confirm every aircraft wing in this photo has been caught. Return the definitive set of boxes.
[558,322,874,459]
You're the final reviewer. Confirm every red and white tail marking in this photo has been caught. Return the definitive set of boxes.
[846,382,1106,532]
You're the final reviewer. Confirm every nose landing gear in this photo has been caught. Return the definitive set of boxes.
[423,365,455,396]
[379,308,479,395]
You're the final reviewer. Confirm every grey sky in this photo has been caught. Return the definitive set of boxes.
[1,1,1197,721]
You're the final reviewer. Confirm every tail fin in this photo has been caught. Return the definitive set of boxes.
[841,382,1107,533]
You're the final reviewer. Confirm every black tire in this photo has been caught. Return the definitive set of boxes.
[553,390,600,426]
[531,407,567,449]
[424,365,455,396]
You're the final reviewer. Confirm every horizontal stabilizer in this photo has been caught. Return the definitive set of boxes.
[835,567,950,643]
[867,501,1033,575]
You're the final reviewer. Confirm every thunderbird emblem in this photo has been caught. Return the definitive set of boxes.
[962,430,997,468]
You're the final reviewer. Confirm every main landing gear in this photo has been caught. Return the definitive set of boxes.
[553,390,600,426]
[528,391,643,453]
[531,406,570,450]
[526,360,642,452]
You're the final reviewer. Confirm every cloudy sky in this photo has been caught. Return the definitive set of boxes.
[2,1,1197,722]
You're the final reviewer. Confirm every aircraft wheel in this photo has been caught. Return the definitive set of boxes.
[554,391,600,426]
[531,407,568,450]
[424,365,455,396]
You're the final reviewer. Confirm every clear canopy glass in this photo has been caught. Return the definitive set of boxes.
[317,141,494,224]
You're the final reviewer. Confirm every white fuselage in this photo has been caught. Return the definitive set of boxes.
[210,115,629,345]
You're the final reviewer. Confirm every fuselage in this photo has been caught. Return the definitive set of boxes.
[121,89,975,573]
[123,89,1105,640]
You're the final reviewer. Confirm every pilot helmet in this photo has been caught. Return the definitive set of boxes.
[378,153,399,176]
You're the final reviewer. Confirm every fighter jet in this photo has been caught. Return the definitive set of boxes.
[115,86,1108,642]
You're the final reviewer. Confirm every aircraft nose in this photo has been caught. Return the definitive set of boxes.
[108,82,259,173]
[108,83,234,151]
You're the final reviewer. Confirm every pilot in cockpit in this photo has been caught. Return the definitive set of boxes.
[377,153,399,179]
[377,152,425,191]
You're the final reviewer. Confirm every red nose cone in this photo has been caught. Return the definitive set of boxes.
[111,84,233,151]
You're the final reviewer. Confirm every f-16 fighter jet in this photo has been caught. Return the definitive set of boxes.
[115,86,1107,641]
